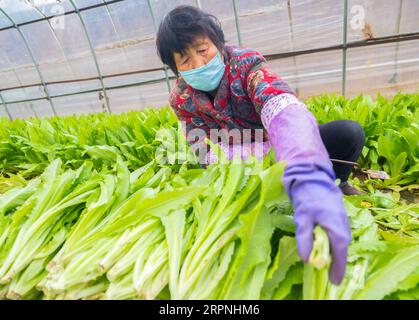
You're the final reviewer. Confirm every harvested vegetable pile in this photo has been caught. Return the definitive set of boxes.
[0,94,418,300]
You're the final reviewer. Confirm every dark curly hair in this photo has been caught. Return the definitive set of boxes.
[156,5,226,76]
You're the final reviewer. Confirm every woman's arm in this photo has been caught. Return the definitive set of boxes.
[244,54,351,285]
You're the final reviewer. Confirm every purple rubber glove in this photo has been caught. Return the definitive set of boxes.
[262,94,351,285]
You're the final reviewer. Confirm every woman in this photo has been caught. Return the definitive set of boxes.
[156,5,365,285]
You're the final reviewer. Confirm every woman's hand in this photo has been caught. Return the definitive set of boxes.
[283,161,351,284]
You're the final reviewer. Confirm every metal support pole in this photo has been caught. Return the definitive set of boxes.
[0,8,57,116]
[0,92,12,120]
[30,4,77,78]
[286,0,299,96]
[68,0,112,113]
[3,3,77,108]
[146,0,172,94]
[232,0,242,47]
[103,1,143,102]
[390,0,404,84]
[103,1,131,70]
[342,0,348,96]
[0,49,28,107]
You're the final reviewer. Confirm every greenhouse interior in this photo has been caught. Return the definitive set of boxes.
[0,0,418,301]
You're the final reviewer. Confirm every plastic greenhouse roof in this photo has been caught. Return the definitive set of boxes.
[0,0,418,119]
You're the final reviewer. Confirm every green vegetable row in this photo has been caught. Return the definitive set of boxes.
[306,93,419,185]
[1,93,418,186]
[0,107,183,179]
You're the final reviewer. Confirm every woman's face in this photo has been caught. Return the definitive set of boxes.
[174,36,222,73]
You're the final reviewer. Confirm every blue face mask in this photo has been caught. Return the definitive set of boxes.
[179,52,226,92]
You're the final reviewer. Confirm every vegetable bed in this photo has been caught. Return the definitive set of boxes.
[0,93,418,300]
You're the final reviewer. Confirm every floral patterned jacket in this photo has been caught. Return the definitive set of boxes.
[169,44,297,153]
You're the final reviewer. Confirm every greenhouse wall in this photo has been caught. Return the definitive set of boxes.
[0,0,418,119]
